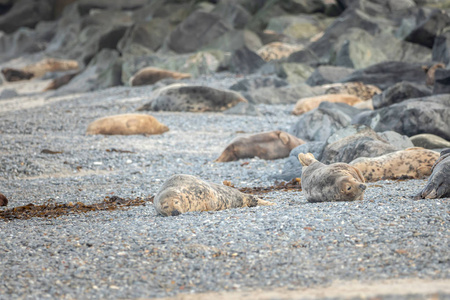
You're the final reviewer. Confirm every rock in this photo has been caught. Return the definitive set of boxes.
[229,76,288,92]
[405,9,450,48]
[256,42,303,62]
[378,131,415,149]
[432,31,450,65]
[57,49,122,94]
[323,82,382,101]
[274,141,327,181]
[292,94,363,115]
[433,69,450,94]
[289,102,357,142]
[129,67,191,87]
[1,68,34,82]
[410,133,450,149]
[306,65,355,86]
[167,11,231,54]
[321,126,398,164]
[372,81,432,109]
[351,94,450,140]
[137,84,247,113]
[0,0,53,34]
[342,61,429,90]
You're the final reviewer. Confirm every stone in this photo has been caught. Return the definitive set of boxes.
[351,94,450,140]
[342,61,429,90]
[410,133,450,149]
[372,81,432,109]
[306,65,355,86]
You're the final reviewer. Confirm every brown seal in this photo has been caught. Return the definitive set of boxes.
[215,130,305,162]
[350,148,440,182]
[298,153,367,203]
[154,174,274,216]
[0,193,8,206]
[292,94,363,115]
[415,148,450,199]
[86,114,169,136]
[129,67,191,86]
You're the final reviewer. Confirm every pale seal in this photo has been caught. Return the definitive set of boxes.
[154,174,274,216]
[298,153,367,203]
[293,94,363,115]
[350,148,440,182]
[215,130,305,162]
[86,114,169,136]
[415,148,450,199]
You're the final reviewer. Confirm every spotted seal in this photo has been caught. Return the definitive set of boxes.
[415,148,450,199]
[215,130,305,162]
[298,153,367,203]
[154,174,274,216]
[86,114,169,136]
[349,148,440,182]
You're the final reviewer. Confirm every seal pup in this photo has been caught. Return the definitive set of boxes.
[154,174,274,216]
[0,193,8,206]
[298,153,367,203]
[292,94,363,115]
[86,114,169,136]
[350,148,440,182]
[415,148,450,199]
[129,67,191,86]
[215,130,305,162]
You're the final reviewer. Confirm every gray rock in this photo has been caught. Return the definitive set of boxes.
[410,133,450,149]
[378,131,415,149]
[167,11,231,54]
[342,61,429,90]
[321,125,398,164]
[433,69,450,94]
[306,65,355,86]
[372,81,432,109]
[352,94,450,140]
[289,102,357,142]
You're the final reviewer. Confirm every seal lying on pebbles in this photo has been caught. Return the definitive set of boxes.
[292,94,363,115]
[129,67,191,86]
[215,130,305,162]
[349,148,440,182]
[137,84,247,112]
[415,148,450,199]
[298,153,367,203]
[154,174,274,216]
[0,193,8,206]
[86,114,169,136]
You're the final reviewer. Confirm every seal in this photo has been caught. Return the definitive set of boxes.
[129,67,191,86]
[414,148,450,199]
[153,174,274,216]
[0,193,8,206]
[292,94,363,115]
[298,153,367,203]
[349,148,440,182]
[86,114,169,136]
[215,130,305,162]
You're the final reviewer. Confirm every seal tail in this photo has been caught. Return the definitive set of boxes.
[298,153,316,166]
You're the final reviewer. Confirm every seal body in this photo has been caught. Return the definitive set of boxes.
[154,174,274,216]
[86,114,169,135]
[350,148,440,181]
[129,67,191,86]
[215,130,305,162]
[0,193,8,206]
[298,153,367,203]
[293,94,363,115]
[415,148,450,199]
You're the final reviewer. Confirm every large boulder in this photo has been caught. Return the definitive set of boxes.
[342,61,429,90]
[372,81,432,109]
[352,94,450,140]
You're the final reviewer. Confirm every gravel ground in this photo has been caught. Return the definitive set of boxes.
[0,76,449,299]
